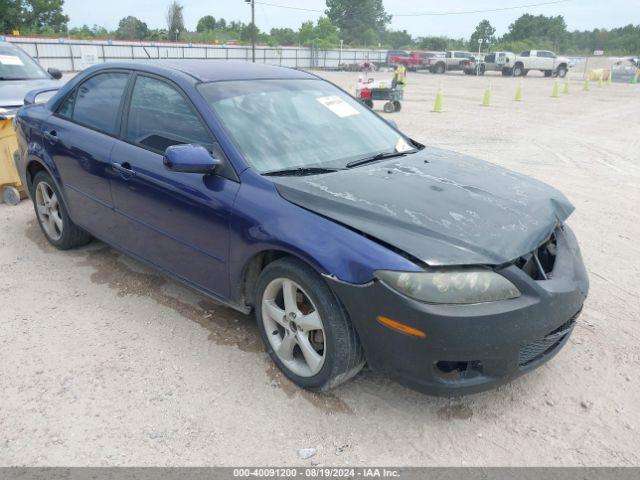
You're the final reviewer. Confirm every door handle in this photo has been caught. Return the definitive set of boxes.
[112,162,136,179]
[43,129,58,143]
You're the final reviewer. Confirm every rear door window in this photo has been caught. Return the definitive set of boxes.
[67,72,130,135]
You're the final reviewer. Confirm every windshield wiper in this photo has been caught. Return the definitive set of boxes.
[346,150,414,169]
[263,167,342,177]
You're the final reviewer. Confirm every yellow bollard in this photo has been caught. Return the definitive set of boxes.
[598,73,603,87]
[515,80,523,101]
[632,72,638,84]
[482,82,492,107]
[584,77,590,91]
[608,70,613,86]
[433,84,444,113]
[552,79,560,98]
[563,79,570,94]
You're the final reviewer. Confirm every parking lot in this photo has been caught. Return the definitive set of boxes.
[1,70,639,466]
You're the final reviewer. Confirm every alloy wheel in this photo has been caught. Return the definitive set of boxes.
[35,181,63,241]
[261,278,326,377]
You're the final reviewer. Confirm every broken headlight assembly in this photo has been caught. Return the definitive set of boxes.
[375,268,521,304]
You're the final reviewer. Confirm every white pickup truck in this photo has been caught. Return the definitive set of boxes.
[513,50,570,78]
[484,50,569,78]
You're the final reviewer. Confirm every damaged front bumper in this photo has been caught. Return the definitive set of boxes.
[327,225,589,396]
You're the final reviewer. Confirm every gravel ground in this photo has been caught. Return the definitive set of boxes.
[1,70,639,467]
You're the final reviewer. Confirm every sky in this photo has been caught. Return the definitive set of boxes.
[65,0,640,38]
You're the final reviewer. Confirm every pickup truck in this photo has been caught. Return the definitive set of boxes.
[389,50,442,71]
[484,51,517,75]
[429,51,475,74]
[511,50,570,78]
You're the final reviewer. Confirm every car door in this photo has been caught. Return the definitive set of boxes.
[537,51,554,70]
[109,73,240,299]
[43,70,130,239]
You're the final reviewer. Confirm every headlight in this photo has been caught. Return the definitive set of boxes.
[375,268,520,304]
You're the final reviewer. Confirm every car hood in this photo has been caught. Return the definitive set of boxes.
[271,148,574,267]
[0,78,59,110]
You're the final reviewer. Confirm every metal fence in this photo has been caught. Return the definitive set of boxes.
[1,35,388,72]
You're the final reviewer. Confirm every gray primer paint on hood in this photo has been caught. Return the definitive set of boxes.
[0,78,60,110]
[272,148,574,267]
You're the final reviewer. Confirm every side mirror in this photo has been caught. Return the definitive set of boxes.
[47,67,63,80]
[24,86,60,105]
[163,144,221,174]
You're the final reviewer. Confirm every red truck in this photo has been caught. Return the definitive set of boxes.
[388,50,442,71]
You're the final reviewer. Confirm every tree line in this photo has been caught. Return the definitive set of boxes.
[1,0,638,55]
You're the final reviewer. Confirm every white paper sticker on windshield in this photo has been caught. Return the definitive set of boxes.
[0,55,24,66]
[317,95,360,118]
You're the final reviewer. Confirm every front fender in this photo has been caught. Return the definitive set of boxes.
[228,171,423,305]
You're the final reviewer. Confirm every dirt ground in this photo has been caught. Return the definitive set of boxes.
[1,70,639,467]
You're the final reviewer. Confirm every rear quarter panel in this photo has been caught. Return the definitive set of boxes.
[14,104,59,197]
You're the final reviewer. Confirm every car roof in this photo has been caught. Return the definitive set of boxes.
[92,59,317,83]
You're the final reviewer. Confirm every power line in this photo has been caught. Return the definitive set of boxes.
[255,2,323,13]
[394,0,571,16]
[254,0,571,16]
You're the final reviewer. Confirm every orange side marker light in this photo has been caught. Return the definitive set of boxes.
[377,316,426,338]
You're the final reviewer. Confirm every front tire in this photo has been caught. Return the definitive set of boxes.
[255,258,364,392]
[557,66,568,78]
[513,64,524,77]
[31,171,91,250]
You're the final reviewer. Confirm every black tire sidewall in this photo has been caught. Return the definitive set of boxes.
[254,258,362,391]
[31,171,81,250]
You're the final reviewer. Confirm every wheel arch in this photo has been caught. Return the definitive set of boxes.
[25,159,47,192]
[238,249,326,311]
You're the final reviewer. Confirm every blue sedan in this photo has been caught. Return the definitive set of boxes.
[14,61,588,395]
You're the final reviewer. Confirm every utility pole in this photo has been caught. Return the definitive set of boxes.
[245,0,255,63]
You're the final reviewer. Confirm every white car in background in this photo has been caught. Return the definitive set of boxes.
[0,41,63,115]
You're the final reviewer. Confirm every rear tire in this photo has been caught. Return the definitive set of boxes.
[393,100,402,112]
[544,70,553,77]
[255,257,364,392]
[513,64,524,77]
[383,101,395,113]
[362,99,373,109]
[31,171,92,250]
[434,63,445,74]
